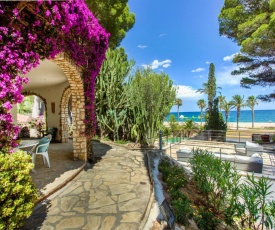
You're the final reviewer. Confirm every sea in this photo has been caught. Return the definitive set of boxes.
[165,110,275,123]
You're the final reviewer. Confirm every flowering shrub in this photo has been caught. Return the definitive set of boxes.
[0,150,37,229]
[28,116,45,137]
[194,207,220,230]
[0,1,109,152]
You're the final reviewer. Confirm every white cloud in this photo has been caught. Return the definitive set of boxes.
[216,65,244,86]
[191,67,205,73]
[143,59,172,69]
[159,33,166,37]
[205,61,211,64]
[175,85,202,99]
[163,63,171,68]
[138,45,147,49]
[223,53,238,62]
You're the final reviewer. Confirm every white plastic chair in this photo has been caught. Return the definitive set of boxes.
[29,135,51,169]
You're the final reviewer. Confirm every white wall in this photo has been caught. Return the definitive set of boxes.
[25,81,70,141]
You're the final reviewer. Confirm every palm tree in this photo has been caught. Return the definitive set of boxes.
[231,95,246,130]
[175,98,182,123]
[220,99,234,127]
[246,95,258,128]
[197,99,206,126]
[182,119,199,138]
[218,93,225,112]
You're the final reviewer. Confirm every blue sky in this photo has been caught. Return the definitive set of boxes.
[120,0,275,112]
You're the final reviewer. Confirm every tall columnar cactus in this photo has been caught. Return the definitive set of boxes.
[95,48,134,139]
[129,68,176,146]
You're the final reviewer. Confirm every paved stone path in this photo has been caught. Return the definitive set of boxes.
[21,142,151,230]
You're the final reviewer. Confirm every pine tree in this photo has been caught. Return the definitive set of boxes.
[205,98,227,131]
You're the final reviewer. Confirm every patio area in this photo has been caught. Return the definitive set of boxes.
[164,140,275,177]
[26,139,85,201]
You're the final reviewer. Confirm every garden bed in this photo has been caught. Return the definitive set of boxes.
[156,150,275,230]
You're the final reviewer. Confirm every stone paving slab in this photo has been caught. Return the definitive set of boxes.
[21,141,151,230]
[29,141,85,199]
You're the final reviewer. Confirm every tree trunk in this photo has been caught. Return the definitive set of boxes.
[252,107,254,128]
[237,109,240,130]
[178,106,180,124]
[201,109,202,126]
[225,114,228,127]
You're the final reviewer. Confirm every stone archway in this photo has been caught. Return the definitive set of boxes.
[60,87,71,143]
[53,53,86,161]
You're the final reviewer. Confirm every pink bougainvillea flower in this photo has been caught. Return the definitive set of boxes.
[0,0,109,152]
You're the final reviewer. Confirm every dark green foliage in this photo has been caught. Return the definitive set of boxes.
[160,124,171,136]
[197,63,220,111]
[220,99,234,127]
[182,120,199,138]
[158,158,171,181]
[129,68,176,145]
[168,114,178,133]
[95,48,134,140]
[231,94,246,130]
[239,174,274,229]
[171,195,193,226]
[268,200,275,219]
[86,0,135,48]
[166,169,187,190]
[0,151,38,230]
[158,158,187,189]
[159,150,275,228]
[189,149,275,228]
[197,99,206,126]
[197,63,224,132]
[207,63,217,111]
[158,158,192,226]
[189,149,241,216]
[204,98,227,131]
[219,0,275,101]
[194,207,221,230]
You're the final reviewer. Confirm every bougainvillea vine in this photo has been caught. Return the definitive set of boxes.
[0,1,109,152]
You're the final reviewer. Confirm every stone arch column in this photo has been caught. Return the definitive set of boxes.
[60,87,71,143]
[52,53,86,161]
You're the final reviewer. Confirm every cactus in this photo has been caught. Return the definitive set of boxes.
[95,48,134,140]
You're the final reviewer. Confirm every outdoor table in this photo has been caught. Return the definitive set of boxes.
[18,140,39,149]
[17,140,39,173]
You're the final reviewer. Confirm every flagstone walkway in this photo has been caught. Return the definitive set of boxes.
[21,141,152,230]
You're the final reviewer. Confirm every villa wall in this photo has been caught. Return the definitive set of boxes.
[19,55,87,161]
[27,81,69,141]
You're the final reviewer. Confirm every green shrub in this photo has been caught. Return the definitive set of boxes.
[0,150,38,229]
[238,174,275,229]
[268,200,275,219]
[171,195,193,226]
[158,158,171,181]
[189,149,241,215]
[170,189,186,201]
[194,207,221,230]
[166,171,186,190]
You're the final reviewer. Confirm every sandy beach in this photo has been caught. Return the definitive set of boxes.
[164,121,275,129]
[227,122,275,129]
